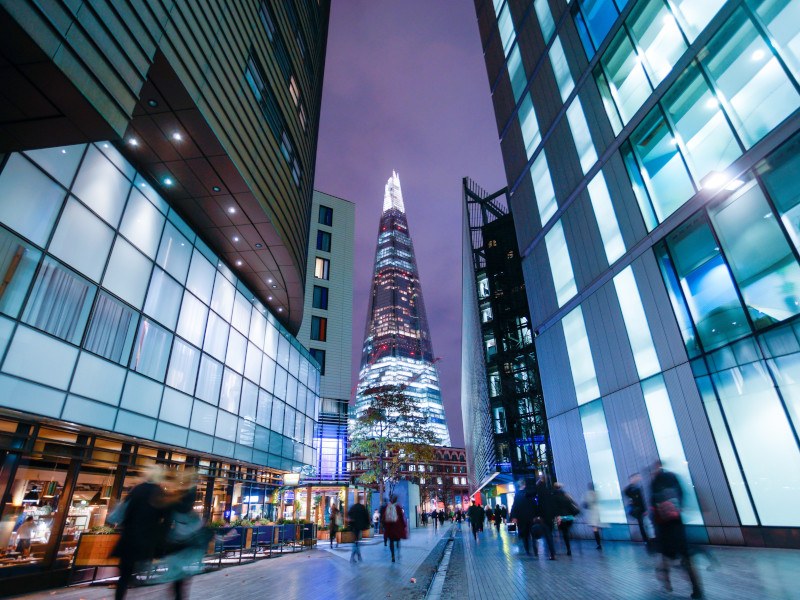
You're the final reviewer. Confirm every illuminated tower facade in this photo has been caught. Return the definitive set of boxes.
[355,172,451,446]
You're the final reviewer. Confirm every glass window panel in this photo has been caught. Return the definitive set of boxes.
[595,67,624,135]
[274,365,288,399]
[250,309,266,349]
[601,29,651,123]
[261,355,277,392]
[215,409,237,441]
[271,399,285,434]
[709,181,800,327]
[166,338,200,395]
[144,268,182,330]
[23,144,85,187]
[265,323,279,358]
[587,171,625,264]
[663,65,743,182]
[668,0,726,41]
[156,221,192,284]
[4,325,78,390]
[703,9,800,149]
[545,220,577,306]
[286,375,299,409]
[277,335,290,368]
[0,154,66,246]
[759,133,800,252]
[120,371,163,417]
[630,108,695,221]
[49,198,114,282]
[667,218,751,350]
[84,292,138,364]
[628,0,687,86]
[621,144,659,231]
[203,311,229,362]
[119,188,165,259]
[0,227,41,318]
[210,271,235,320]
[186,250,215,305]
[244,342,262,383]
[22,256,96,344]
[283,405,295,438]
[226,328,247,374]
[71,145,129,227]
[497,2,515,56]
[176,291,207,348]
[240,380,258,421]
[534,0,556,43]
[103,238,152,310]
[766,352,800,433]
[508,45,528,102]
[220,368,242,414]
[257,390,273,427]
[196,354,223,405]
[190,400,217,435]
[712,361,800,525]
[750,0,800,80]
[518,95,541,159]
[566,98,597,174]
[71,351,126,405]
[579,400,626,523]
[312,285,328,310]
[641,375,703,524]
[563,306,600,404]
[531,151,557,226]
[232,292,252,335]
[130,318,172,381]
[549,36,575,103]
[580,0,621,48]
[656,245,701,356]
[613,267,660,378]
[314,257,329,279]
[159,388,192,427]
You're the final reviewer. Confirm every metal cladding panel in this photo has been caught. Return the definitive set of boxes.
[664,364,740,528]
[564,189,605,289]
[524,240,556,328]
[535,324,577,419]
[547,409,592,495]
[602,385,659,484]
[509,175,540,251]
[601,153,648,250]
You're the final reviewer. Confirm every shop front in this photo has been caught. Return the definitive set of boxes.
[0,416,286,594]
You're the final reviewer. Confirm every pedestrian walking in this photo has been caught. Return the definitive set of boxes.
[347,494,370,563]
[431,509,438,530]
[650,461,703,599]
[493,504,502,532]
[329,501,340,547]
[382,494,408,562]
[510,481,538,555]
[111,465,170,600]
[624,473,650,544]
[552,482,580,556]
[582,482,603,550]
[438,510,445,526]
[535,475,557,560]
[484,504,493,528]
[372,508,381,535]
[466,501,485,541]
[501,505,508,523]
[379,497,389,546]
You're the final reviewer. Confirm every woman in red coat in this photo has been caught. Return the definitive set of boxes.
[381,494,407,562]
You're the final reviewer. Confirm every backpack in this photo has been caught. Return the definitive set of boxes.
[384,502,398,523]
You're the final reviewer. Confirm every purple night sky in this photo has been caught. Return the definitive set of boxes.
[313,0,506,448]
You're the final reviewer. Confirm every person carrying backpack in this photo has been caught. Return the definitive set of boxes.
[381,494,407,562]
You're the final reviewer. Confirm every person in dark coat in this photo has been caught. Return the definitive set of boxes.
[624,473,650,543]
[382,494,407,562]
[329,502,340,548]
[431,509,438,530]
[466,501,485,540]
[484,504,493,526]
[501,505,508,523]
[112,465,170,600]
[552,482,580,556]
[493,505,503,532]
[535,475,557,559]
[650,461,702,599]
[379,498,389,546]
[347,495,370,563]
[510,482,538,555]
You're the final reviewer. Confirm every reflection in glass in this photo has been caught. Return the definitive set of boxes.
[600,29,651,123]
[628,0,687,85]
[0,228,41,318]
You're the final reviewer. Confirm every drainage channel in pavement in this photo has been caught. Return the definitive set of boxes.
[424,527,455,600]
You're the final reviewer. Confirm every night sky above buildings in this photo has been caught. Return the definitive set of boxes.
[314,0,506,447]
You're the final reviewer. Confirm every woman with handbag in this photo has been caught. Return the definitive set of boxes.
[552,482,580,556]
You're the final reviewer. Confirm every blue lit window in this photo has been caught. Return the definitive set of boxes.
[312,285,329,310]
[309,348,325,375]
[545,220,577,306]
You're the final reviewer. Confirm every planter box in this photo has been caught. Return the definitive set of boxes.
[73,533,121,568]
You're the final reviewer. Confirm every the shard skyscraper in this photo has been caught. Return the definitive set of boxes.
[355,172,451,446]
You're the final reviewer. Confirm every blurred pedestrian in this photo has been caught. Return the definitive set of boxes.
[329,501,340,548]
[379,497,389,546]
[501,505,508,523]
[552,482,580,556]
[111,465,170,600]
[372,508,381,535]
[439,510,446,526]
[347,494,370,563]
[466,501,484,541]
[484,504,493,527]
[510,481,538,555]
[650,461,703,599]
[431,509,438,530]
[493,505,503,532]
[624,473,650,544]
[535,475,557,560]
[582,483,603,550]
[382,494,407,562]
[15,516,34,557]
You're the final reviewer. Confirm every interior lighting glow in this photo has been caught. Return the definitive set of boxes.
[702,172,729,190]
[268,296,273,300]
[236,260,243,266]
[172,132,182,141]
[163,177,173,186]
[227,207,236,214]
[277,307,283,312]
[705,98,719,109]
[128,138,139,147]
[751,49,765,61]
[232,236,240,242]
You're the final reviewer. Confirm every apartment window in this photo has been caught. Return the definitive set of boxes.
[319,205,333,226]
[508,46,527,103]
[531,151,557,226]
[309,348,325,375]
[289,75,307,131]
[545,220,577,306]
[312,285,328,310]
[749,0,800,81]
[316,230,331,252]
[563,306,599,405]
[518,95,541,159]
[533,0,555,43]
[613,267,659,379]
[587,171,625,264]
[314,257,329,279]
[496,1,515,56]
[311,316,327,341]
[599,28,651,123]
[549,37,574,103]
[628,0,687,86]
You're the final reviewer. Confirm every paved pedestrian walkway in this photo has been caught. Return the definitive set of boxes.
[12,525,451,600]
[441,521,800,599]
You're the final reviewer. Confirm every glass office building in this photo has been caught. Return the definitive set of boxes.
[355,172,451,446]
[475,0,800,546]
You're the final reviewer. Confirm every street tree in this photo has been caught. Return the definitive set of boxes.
[350,384,439,502]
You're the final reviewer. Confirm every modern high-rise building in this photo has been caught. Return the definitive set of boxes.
[0,0,330,590]
[461,178,552,507]
[475,0,800,547]
[297,191,355,483]
[355,172,451,446]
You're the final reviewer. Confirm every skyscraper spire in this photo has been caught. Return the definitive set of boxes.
[356,172,451,446]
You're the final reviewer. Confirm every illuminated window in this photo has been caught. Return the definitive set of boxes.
[562,306,599,404]
[314,257,329,279]
[545,220,577,306]
[309,348,325,375]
